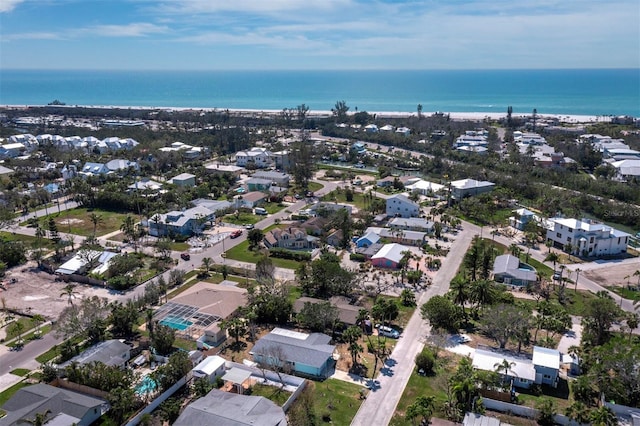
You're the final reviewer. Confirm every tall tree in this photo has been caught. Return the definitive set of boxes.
[332,100,349,122]
[88,212,103,237]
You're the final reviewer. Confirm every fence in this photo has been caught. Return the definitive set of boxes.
[481,398,575,425]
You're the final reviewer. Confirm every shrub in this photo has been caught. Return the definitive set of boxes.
[349,253,366,262]
[415,348,435,375]
[268,248,311,261]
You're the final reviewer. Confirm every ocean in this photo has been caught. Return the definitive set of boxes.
[0,69,638,117]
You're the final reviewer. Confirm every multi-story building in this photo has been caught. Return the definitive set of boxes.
[546,217,630,257]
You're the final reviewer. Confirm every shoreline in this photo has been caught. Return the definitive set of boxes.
[1,104,627,124]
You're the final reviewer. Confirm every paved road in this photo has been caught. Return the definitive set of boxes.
[351,221,479,426]
[0,331,62,376]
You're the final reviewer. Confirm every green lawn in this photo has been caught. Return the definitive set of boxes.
[0,231,54,249]
[607,286,640,301]
[250,383,291,406]
[33,208,131,237]
[224,241,302,269]
[9,368,30,377]
[521,255,555,278]
[309,379,365,424]
[320,189,379,210]
[224,212,261,225]
[516,288,597,316]
[7,325,52,348]
[264,202,286,214]
[168,242,190,251]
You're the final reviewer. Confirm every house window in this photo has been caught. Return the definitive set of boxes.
[590,237,594,243]
[568,228,573,233]
[543,374,551,379]
[567,237,571,242]
[556,232,561,238]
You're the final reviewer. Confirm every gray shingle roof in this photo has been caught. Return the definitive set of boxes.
[251,328,334,369]
[58,339,130,369]
[493,254,537,282]
[173,389,286,426]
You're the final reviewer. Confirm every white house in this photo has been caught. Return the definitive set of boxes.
[191,355,226,382]
[80,162,110,176]
[546,217,630,257]
[0,143,26,158]
[364,124,379,133]
[386,194,420,218]
[450,179,495,200]
[610,159,640,181]
[405,179,445,197]
[235,147,272,168]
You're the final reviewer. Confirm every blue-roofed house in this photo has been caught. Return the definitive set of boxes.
[356,231,381,248]
[509,208,537,231]
[250,328,336,379]
[492,254,537,286]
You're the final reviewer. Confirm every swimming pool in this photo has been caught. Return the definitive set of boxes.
[135,376,157,395]
[159,316,193,331]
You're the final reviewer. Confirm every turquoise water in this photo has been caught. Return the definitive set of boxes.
[159,316,193,331]
[135,376,157,395]
[1,69,638,116]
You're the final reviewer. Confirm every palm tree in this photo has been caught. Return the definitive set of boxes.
[88,212,103,237]
[31,314,45,337]
[60,284,78,305]
[545,239,553,253]
[494,358,516,386]
[634,269,640,287]
[545,252,559,271]
[574,268,582,293]
[589,405,618,426]
[348,341,363,367]
[201,257,212,276]
[509,243,522,257]
[120,215,136,249]
[9,321,25,347]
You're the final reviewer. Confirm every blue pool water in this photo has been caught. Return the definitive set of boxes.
[159,316,193,331]
[135,376,157,395]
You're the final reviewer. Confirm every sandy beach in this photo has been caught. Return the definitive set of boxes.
[2,104,613,124]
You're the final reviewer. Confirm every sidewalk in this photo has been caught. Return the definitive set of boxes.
[330,369,367,387]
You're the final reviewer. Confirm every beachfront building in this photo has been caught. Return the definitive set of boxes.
[386,194,420,218]
[610,159,640,181]
[450,178,495,200]
[546,217,630,257]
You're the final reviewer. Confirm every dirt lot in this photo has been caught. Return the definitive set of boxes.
[582,261,640,289]
[0,261,121,321]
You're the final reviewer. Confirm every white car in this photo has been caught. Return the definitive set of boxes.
[453,334,472,344]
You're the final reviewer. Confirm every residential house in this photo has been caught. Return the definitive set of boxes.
[492,254,537,286]
[0,165,14,175]
[604,148,640,161]
[153,281,248,347]
[371,243,411,269]
[508,208,536,231]
[127,178,164,194]
[252,171,290,187]
[250,327,336,379]
[396,127,411,136]
[472,346,561,389]
[148,205,218,237]
[450,178,495,200]
[380,228,428,246]
[247,177,274,191]
[105,159,139,173]
[546,217,630,257]
[235,147,272,168]
[532,346,561,387]
[263,227,319,250]
[191,198,232,215]
[388,217,434,233]
[386,194,420,218]
[272,150,291,171]
[356,242,384,259]
[310,202,353,217]
[0,142,26,158]
[0,384,108,426]
[356,231,381,248]
[235,191,268,209]
[352,141,366,154]
[173,389,286,426]
[456,145,488,154]
[376,176,397,188]
[405,179,445,197]
[171,172,197,187]
[191,355,226,382]
[380,124,395,132]
[80,162,110,177]
[364,124,378,133]
[54,250,118,275]
[58,339,131,370]
[610,159,640,181]
[326,229,344,247]
[61,164,78,180]
[299,216,329,236]
[204,163,244,178]
[293,296,360,326]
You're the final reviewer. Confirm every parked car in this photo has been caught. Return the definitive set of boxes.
[452,333,472,344]
[254,207,267,215]
[230,230,243,238]
[180,253,190,261]
[378,325,400,339]
[245,224,255,229]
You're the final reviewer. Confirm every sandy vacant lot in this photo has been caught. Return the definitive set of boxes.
[1,261,120,321]
[582,261,640,289]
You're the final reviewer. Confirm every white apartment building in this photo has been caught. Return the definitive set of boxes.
[235,147,273,168]
[546,217,630,257]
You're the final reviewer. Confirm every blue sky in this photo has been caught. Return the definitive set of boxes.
[1,0,639,70]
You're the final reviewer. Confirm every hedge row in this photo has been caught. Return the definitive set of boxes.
[269,248,312,261]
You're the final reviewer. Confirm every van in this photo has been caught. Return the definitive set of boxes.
[254,207,267,215]
[378,326,400,339]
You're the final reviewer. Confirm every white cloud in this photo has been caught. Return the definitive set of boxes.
[1,32,63,41]
[156,0,352,15]
[86,22,169,37]
[0,0,25,13]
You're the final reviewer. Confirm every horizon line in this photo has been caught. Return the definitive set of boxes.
[1,67,638,72]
